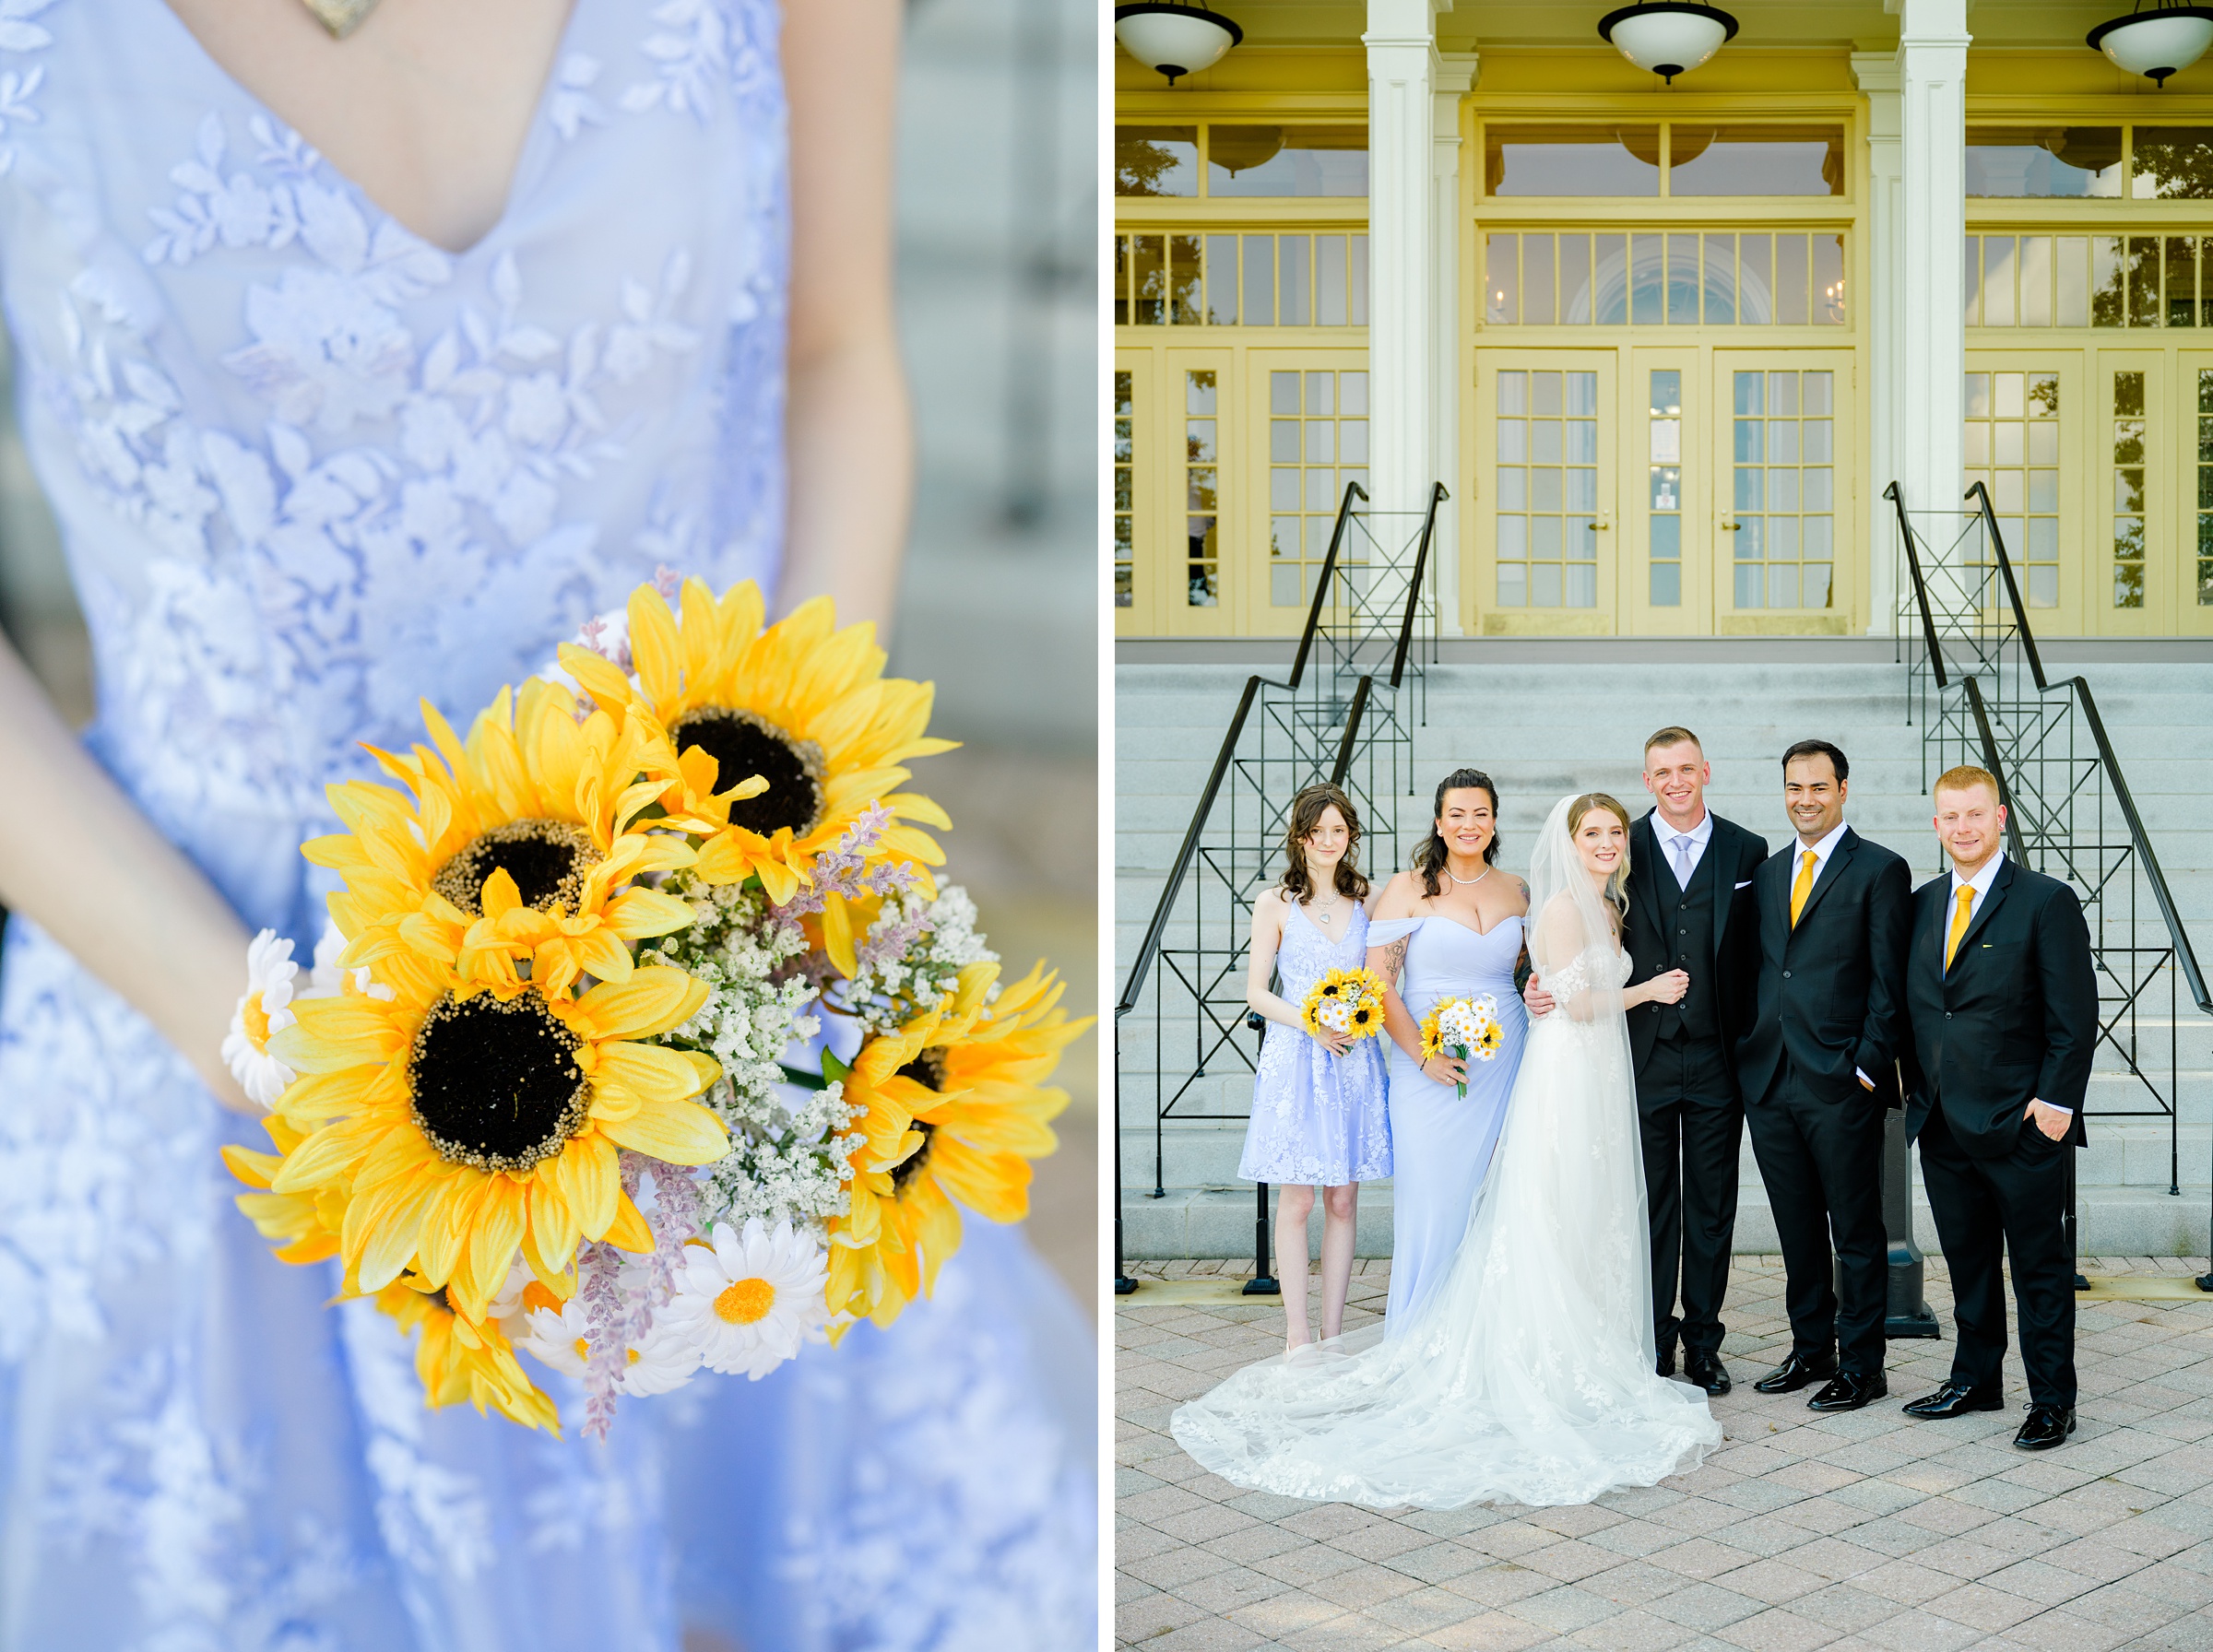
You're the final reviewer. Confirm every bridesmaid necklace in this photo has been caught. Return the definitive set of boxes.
[301,0,380,39]
[1447,865,1490,887]
[1308,891,1343,927]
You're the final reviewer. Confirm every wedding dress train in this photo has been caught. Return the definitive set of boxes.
[1173,800,1722,1509]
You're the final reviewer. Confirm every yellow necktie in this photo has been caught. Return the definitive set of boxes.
[1945,884,1974,970]
[1789,850,1817,927]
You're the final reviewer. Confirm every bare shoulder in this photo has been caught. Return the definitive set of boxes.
[1250,886,1288,931]
[1374,869,1426,918]
[1509,874,1532,912]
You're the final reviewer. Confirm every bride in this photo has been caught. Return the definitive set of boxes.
[1173,793,1723,1509]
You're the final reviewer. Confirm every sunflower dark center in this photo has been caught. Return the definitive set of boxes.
[670,706,825,839]
[408,991,591,1174]
[431,820,600,918]
[888,1048,948,1190]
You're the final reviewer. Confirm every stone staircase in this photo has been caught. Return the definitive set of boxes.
[1117,648,2213,1261]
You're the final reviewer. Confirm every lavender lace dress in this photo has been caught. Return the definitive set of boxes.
[1237,903,1391,1187]
[0,4,1093,1647]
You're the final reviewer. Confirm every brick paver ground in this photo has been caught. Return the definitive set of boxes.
[1118,1257,2213,1650]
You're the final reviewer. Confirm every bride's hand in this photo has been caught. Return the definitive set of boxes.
[1422,1053,1466,1087]
[1315,1027,1353,1057]
[1648,969,1690,1007]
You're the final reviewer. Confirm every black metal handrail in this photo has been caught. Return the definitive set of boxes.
[1884,480,1950,691]
[1964,481,2211,1015]
[1113,479,1365,1022]
[1392,483,1448,689]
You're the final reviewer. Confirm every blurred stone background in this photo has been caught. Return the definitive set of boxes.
[0,0,1099,1310]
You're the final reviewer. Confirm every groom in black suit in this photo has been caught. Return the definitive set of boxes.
[1734,739,1912,1412]
[1523,728,1766,1395]
[1623,728,1767,1395]
[1899,766,2096,1450]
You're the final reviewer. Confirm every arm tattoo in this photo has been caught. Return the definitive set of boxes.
[1378,937,1408,983]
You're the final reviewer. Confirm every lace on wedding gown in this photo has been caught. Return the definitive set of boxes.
[0,4,1093,1646]
[1171,800,1722,1510]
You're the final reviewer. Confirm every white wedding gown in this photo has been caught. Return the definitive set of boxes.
[1174,877,1722,1509]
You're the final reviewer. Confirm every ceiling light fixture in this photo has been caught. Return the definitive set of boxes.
[1597,2,1739,85]
[1114,2,1244,88]
[2087,2,2213,88]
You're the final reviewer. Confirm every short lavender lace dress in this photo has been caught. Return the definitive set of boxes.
[1237,903,1391,1187]
[0,5,1094,1647]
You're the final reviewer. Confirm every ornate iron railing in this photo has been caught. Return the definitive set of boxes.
[1886,480,2210,1286]
[1113,482,1445,1295]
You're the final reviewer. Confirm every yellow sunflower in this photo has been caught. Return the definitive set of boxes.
[376,1274,561,1433]
[824,962,1089,1333]
[822,1002,941,1335]
[258,954,729,1324]
[224,1111,347,1268]
[558,579,954,906]
[308,678,715,997]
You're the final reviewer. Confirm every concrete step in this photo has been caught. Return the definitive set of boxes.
[1118,1179,2213,1260]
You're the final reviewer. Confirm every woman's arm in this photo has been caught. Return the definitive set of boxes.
[1625,969,1689,1011]
[1246,892,1343,1054]
[1366,879,1461,1085]
[0,632,255,1112]
[776,0,913,634]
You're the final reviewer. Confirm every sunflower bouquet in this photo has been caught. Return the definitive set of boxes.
[1418,993,1504,1099]
[1299,967,1387,1046]
[222,575,1090,1438]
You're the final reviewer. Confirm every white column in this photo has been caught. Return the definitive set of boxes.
[1364,0,1444,535]
[1852,52,1903,634]
[1432,51,1476,634]
[1893,0,1971,584]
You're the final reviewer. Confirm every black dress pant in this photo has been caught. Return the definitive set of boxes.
[1745,1061,1888,1375]
[1917,1101,2077,1408]
[1637,1031,1741,1356]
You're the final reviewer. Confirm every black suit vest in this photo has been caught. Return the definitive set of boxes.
[1653,844,1721,1043]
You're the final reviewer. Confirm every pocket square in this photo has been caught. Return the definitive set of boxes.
[1734,880,1753,890]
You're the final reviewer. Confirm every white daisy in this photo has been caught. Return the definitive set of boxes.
[621,1322,704,1397]
[516,1299,594,1381]
[220,928,301,1108]
[660,1218,830,1379]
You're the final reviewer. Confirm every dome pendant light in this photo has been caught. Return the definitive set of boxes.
[1597,2,1739,85]
[1115,3,1244,88]
[2087,2,2213,87]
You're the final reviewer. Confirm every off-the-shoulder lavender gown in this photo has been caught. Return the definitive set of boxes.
[0,5,1092,1646]
[1367,914,1528,1329]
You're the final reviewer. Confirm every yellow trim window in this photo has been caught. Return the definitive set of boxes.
[1964,372,2061,608]
[1483,231,1845,327]
[1115,233,1368,328]
[1115,124,1367,200]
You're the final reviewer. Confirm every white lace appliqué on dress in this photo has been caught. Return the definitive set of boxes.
[0,2,1095,1646]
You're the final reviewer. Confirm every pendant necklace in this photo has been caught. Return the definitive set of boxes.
[1308,894,1343,926]
[301,0,380,39]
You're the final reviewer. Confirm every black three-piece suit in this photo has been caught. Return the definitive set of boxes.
[1734,826,1913,1377]
[1624,810,1767,1360]
[1902,856,2096,1407]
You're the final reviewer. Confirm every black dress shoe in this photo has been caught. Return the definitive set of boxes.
[1753,1351,1838,1394]
[1656,1340,1676,1379]
[1684,1350,1732,1396]
[2015,1404,2077,1451]
[1902,1381,2004,1420]
[1807,1371,1888,1412]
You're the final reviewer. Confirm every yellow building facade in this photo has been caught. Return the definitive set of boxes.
[1114,0,2213,641]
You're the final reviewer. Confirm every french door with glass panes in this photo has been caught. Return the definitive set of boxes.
[1247,352,1370,634]
[2100,352,2163,636]
[1114,348,1236,635]
[2172,355,2213,631]
[1963,358,2080,635]
[1475,351,1616,633]
[1625,348,1708,633]
[1711,352,1855,632]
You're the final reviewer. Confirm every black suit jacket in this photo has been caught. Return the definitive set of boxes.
[1734,825,1913,1109]
[1626,809,1769,1077]
[1901,857,2097,1156]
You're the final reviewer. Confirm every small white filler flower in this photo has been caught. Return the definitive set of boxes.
[661,1218,831,1378]
[221,929,302,1107]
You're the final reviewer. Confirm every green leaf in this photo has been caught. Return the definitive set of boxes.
[779,1063,832,1092]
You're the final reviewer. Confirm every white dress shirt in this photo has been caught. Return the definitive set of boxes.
[1944,850,2066,1115]
[1654,809,1713,887]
